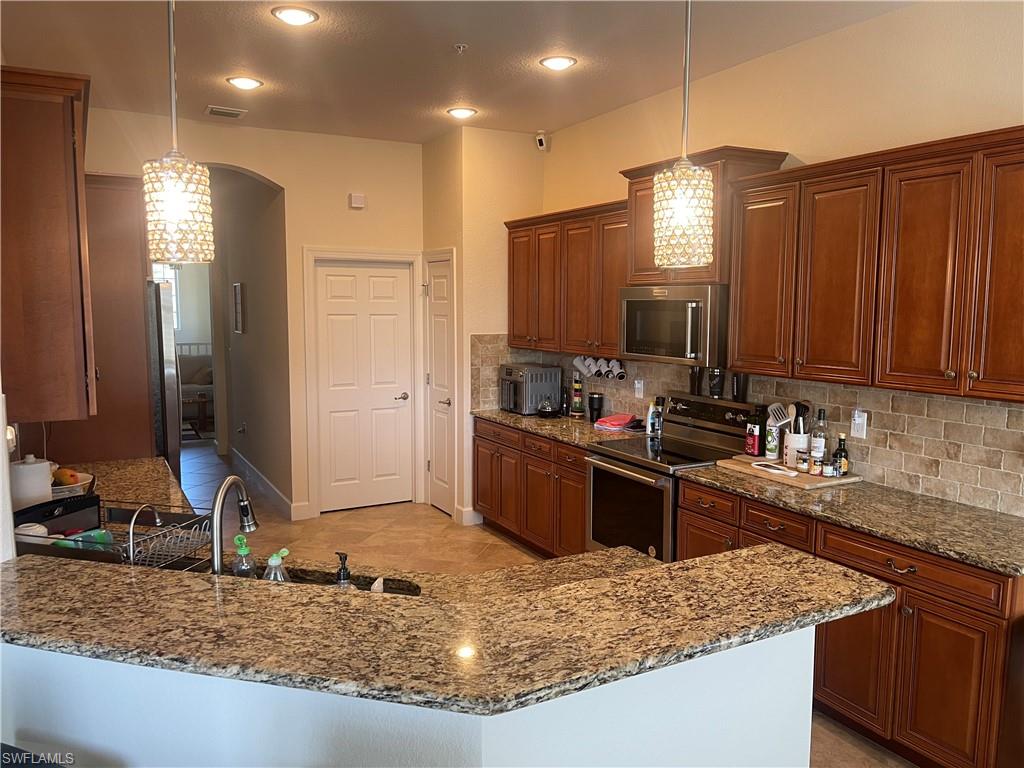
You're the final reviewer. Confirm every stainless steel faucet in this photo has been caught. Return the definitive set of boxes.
[210,475,259,574]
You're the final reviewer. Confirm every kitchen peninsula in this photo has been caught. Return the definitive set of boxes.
[1,545,891,767]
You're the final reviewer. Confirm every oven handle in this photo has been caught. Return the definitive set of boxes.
[585,456,662,487]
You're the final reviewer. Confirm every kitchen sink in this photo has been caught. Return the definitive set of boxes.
[163,558,421,595]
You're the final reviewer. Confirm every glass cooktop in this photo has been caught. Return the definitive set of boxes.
[588,436,732,475]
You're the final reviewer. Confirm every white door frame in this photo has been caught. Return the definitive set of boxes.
[423,248,458,516]
[303,246,426,517]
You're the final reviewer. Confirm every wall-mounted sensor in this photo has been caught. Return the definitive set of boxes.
[348,193,366,209]
[535,131,549,152]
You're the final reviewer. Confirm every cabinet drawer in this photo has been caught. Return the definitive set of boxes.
[474,419,522,449]
[522,434,554,460]
[816,523,1011,618]
[741,501,814,551]
[678,481,740,525]
[554,443,588,471]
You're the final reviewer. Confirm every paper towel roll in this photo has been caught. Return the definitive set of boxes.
[11,454,52,511]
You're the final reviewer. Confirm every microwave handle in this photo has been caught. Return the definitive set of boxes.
[684,301,702,360]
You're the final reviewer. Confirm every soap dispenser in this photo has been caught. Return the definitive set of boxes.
[335,551,354,591]
[232,534,256,578]
[262,548,291,582]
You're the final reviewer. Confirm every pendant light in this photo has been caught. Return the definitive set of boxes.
[143,1,215,263]
[651,0,714,268]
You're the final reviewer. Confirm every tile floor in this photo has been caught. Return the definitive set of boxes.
[179,441,914,768]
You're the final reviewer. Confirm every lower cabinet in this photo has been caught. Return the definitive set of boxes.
[473,421,588,557]
[677,511,737,560]
[894,589,1005,768]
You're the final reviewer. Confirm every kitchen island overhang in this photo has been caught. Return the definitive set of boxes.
[1,545,893,767]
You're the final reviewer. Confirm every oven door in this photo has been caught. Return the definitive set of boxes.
[586,455,675,562]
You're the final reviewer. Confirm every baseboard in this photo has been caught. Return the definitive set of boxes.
[454,504,483,526]
[229,448,292,519]
[287,500,317,522]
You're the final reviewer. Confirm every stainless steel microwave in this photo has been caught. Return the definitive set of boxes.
[620,285,728,367]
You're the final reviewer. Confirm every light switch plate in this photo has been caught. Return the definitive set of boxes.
[348,192,366,209]
[634,379,645,399]
[851,409,868,439]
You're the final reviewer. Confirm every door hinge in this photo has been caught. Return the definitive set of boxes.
[422,283,430,297]
[426,372,431,386]
[427,459,431,473]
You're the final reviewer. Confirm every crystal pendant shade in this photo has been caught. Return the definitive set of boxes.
[142,150,215,263]
[652,158,714,268]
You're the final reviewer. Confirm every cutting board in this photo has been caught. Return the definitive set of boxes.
[716,455,862,490]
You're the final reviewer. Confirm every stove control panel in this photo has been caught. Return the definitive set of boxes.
[665,392,762,434]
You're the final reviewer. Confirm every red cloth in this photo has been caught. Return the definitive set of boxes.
[594,413,635,430]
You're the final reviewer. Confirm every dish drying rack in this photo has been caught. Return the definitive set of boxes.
[16,503,213,570]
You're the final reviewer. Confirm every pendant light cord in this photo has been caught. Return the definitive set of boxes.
[166,0,178,151]
[679,0,692,161]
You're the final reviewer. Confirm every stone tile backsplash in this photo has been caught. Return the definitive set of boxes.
[469,334,1024,516]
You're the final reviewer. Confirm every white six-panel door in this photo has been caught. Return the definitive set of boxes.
[426,259,455,515]
[316,263,413,510]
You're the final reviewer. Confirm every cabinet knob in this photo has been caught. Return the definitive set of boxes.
[777,356,786,364]
[944,370,957,380]
[724,537,734,549]
[900,606,913,617]
[795,358,804,366]
[968,371,979,380]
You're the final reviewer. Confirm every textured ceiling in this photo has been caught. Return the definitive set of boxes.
[1,1,905,143]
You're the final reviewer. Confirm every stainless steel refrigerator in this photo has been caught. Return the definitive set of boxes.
[145,280,181,481]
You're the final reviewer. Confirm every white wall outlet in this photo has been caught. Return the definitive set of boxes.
[634,379,645,399]
[850,409,868,439]
[348,192,366,209]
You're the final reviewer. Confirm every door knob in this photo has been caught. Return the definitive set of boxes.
[438,398,452,406]
[394,392,410,401]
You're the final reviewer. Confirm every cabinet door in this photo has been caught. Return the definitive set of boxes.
[894,589,1005,768]
[473,438,500,520]
[553,468,587,556]
[963,148,1024,402]
[534,224,561,351]
[1,70,94,422]
[594,212,629,357]
[626,178,668,284]
[814,590,898,738]
[508,228,534,348]
[728,184,799,375]
[677,511,737,561]
[561,218,597,354]
[496,448,522,533]
[521,456,555,551]
[875,158,973,393]
[794,171,881,385]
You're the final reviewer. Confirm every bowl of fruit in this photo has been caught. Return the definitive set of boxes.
[51,467,93,499]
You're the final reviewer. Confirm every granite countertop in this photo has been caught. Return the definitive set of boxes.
[1,545,892,716]
[472,409,637,448]
[681,466,1024,577]
[73,458,192,511]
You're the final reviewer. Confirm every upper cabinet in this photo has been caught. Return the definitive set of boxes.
[962,148,1024,401]
[506,201,627,354]
[1,67,96,423]
[729,126,1024,403]
[620,147,788,286]
[875,157,974,394]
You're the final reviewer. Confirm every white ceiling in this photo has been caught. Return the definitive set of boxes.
[1,1,907,143]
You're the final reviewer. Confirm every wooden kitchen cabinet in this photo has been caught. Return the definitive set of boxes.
[962,148,1024,402]
[620,148,788,286]
[522,455,556,551]
[875,156,975,394]
[553,468,587,556]
[496,447,523,533]
[560,217,598,354]
[507,224,561,351]
[728,183,799,376]
[593,212,630,356]
[677,510,737,560]
[814,592,899,738]
[473,437,501,519]
[793,171,882,385]
[894,589,1005,768]
[1,67,96,423]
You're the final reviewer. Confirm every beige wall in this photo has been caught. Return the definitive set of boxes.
[422,129,463,253]
[542,1,1024,211]
[210,168,292,499]
[85,108,423,515]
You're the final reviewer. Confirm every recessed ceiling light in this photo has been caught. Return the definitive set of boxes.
[227,77,264,91]
[540,56,577,71]
[446,107,478,120]
[272,6,319,26]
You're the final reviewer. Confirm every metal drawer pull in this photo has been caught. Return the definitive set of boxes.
[764,520,785,532]
[696,498,717,509]
[886,558,917,575]
[724,537,733,549]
